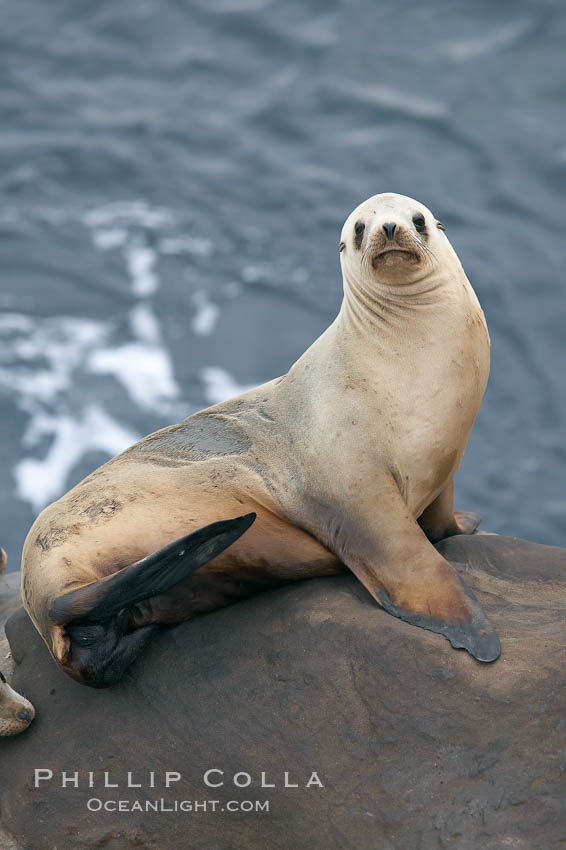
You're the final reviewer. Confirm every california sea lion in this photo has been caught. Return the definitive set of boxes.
[21,192,499,688]
[0,670,34,736]
[1,549,35,734]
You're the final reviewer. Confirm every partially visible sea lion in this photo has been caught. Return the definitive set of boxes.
[0,671,34,737]
[21,192,499,688]
[0,550,35,735]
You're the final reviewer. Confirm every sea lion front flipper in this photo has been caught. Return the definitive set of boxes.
[50,513,256,625]
[334,496,500,663]
[374,569,500,662]
[418,480,481,543]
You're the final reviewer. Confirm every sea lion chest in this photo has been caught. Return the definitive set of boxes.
[276,299,489,518]
[378,312,489,512]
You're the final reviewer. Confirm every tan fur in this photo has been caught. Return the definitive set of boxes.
[22,193,493,669]
[1,551,35,735]
[0,665,35,736]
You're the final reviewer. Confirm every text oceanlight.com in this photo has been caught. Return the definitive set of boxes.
[86,799,271,813]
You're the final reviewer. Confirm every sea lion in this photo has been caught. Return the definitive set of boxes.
[21,192,499,688]
[0,671,35,736]
[0,549,35,735]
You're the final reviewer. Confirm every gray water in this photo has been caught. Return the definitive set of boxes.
[1,0,565,570]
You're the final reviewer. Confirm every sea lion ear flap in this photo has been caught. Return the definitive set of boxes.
[49,513,257,626]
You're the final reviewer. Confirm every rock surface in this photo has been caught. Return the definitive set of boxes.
[1,534,566,850]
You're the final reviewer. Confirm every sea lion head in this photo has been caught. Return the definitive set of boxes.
[0,671,35,736]
[339,192,454,289]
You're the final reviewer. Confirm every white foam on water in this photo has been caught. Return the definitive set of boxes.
[125,240,160,297]
[0,199,248,514]
[0,313,109,404]
[200,367,257,406]
[159,235,214,257]
[0,367,67,404]
[88,342,180,410]
[191,290,220,337]
[14,406,140,513]
[83,200,173,230]
[92,228,128,250]
[0,306,180,510]
[84,200,179,297]
[129,303,162,345]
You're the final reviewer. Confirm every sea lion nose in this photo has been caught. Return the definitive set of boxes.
[383,222,397,239]
[17,708,33,722]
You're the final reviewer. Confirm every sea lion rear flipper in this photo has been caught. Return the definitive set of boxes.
[453,511,482,535]
[418,481,482,543]
[50,513,256,625]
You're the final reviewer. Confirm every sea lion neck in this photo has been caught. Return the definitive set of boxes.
[339,261,465,333]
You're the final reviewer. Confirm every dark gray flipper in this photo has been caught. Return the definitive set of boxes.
[50,513,256,625]
[377,573,500,663]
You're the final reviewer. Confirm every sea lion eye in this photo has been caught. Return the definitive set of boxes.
[436,221,446,231]
[354,221,365,249]
[412,214,426,233]
[0,671,6,683]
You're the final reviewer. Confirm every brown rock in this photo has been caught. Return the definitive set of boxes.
[1,534,566,849]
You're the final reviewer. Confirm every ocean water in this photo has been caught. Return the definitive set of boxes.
[1,0,565,569]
